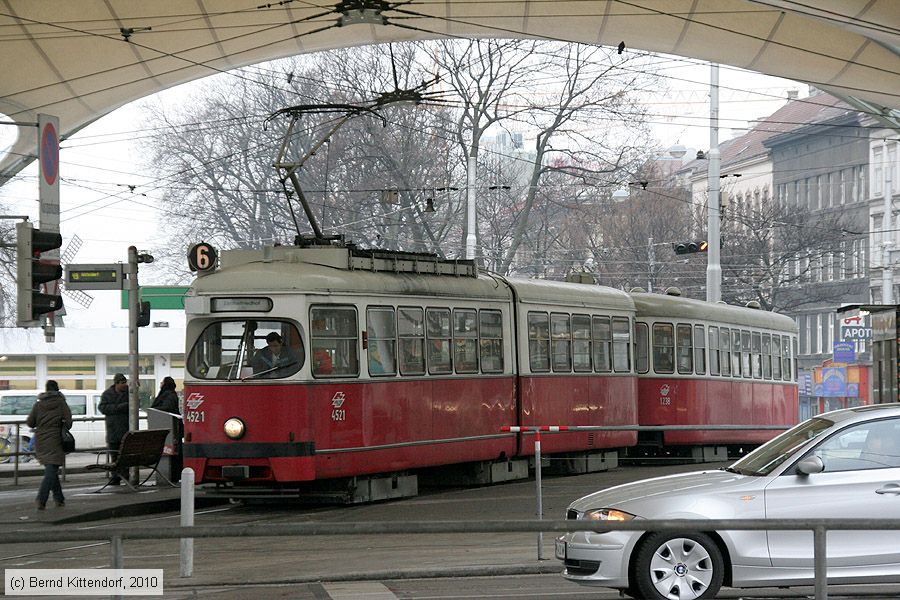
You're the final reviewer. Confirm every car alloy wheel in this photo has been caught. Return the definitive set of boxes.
[633,532,724,600]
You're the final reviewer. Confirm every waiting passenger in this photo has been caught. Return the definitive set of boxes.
[313,348,333,376]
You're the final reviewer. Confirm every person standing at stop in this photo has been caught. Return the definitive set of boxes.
[99,373,129,485]
[26,380,72,509]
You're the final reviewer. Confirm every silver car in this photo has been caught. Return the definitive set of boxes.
[557,404,900,599]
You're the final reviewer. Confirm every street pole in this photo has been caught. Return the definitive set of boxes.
[707,63,722,303]
[648,236,655,293]
[126,246,140,485]
[465,153,477,260]
[882,139,894,305]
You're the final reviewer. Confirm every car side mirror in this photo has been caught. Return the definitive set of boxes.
[796,455,824,476]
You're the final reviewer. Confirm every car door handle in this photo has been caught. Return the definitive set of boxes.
[875,483,900,495]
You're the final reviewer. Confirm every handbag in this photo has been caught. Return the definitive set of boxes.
[61,426,75,454]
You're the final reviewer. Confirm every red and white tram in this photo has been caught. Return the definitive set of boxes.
[630,289,798,453]
[182,244,637,499]
[180,243,797,500]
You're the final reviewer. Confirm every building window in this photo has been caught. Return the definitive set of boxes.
[874,147,884,196]
[0,356,38,390]
[47,355,97,390]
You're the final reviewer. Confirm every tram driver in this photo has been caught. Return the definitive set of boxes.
[250,332,300,378]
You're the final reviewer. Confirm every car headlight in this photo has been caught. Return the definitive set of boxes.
[583,508,636,522]
[223,417,245,440]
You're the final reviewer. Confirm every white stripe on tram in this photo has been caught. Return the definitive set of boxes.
[322,582,399,600]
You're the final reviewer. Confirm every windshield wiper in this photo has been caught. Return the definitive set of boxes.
[241,361,299,381]
[719,466,743,474]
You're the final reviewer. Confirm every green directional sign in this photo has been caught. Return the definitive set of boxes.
[121,286,189,310]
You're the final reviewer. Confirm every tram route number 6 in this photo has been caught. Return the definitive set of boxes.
[188,242,218,273]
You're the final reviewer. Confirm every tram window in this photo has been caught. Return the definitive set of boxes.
[732,330,742,377]
[785,337,794,381]
[612,318,631,372]
[310,307,359,377]
[652,323,675,374]
[694,325,706,375]
[398,307,425,375]
[367,307,397,376]
[742,330,752,379]
[634,322,649,374]
[708,326,719,375]
[720,327,731,377]
[454,309,478,374]
[676,324,693,374]
[592,316,611,373]
[762,334,772,379]
[479,310,504,373]
[573,314,592,372]
[187,319,303,380]
[427,309,452,374]
[528,312,550,372]
[551,313,572,372]
[772,335,783,380]
[751,332,762,379]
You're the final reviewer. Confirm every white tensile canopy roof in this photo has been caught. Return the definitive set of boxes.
[1,0,899,185]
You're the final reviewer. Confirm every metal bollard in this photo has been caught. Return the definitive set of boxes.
[110,534,124,600]
[180,467,194,577]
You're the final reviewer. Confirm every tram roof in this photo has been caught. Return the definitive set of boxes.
[192,246,512,301]
[630,292,797,333]
[506,278,634,313]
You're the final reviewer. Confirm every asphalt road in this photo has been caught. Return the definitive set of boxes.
[1,459,898,599]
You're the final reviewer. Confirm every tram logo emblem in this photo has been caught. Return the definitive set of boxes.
[660,385,670,396]
[331,392,346,409]
[186,393,205,410]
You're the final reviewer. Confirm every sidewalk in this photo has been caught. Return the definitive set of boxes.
[0,453,197,526]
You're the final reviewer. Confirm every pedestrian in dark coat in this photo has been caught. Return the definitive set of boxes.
[150,376,180,414]
[99,373,129,485]
[26,380,72,510]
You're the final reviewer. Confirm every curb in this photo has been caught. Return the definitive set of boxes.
[166,563,561,589]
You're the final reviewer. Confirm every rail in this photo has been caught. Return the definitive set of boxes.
[8,516,897,600]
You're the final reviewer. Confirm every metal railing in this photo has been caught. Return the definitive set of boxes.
[0,416,148,485]
[7,516,898,600]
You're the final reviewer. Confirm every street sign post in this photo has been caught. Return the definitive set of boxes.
[65,264,124,290]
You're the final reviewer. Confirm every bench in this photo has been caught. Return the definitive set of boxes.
[86,429,173,492]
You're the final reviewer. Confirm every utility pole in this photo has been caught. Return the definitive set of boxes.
[465,153,477,260]
[883,138,894,304]
[647,237,655,293]
[707,64,722,303]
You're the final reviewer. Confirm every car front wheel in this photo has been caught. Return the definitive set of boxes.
[632,532,724,600]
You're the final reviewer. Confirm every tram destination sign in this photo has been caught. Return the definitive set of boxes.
[65,263,124,290]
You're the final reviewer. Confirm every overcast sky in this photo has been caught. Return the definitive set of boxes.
[0,53,803,328]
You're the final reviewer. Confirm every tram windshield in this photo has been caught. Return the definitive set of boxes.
[188,320,304,380]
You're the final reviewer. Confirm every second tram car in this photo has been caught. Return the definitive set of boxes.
[181,243,798,499]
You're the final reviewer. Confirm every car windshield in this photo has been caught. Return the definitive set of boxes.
[188,319,304,381]
[729,417,834,476]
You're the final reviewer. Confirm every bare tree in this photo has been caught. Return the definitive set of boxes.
[719,194,865,312]
[432,40,658,273]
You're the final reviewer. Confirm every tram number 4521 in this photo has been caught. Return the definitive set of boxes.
[332,409,346,422]
[185,411,205,423]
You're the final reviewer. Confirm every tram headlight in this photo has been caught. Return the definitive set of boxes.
[223,417,245,440]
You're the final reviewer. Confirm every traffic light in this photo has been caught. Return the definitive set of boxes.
[137,301,151,327]
[16,221,63,327]
[673,240,709,255]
